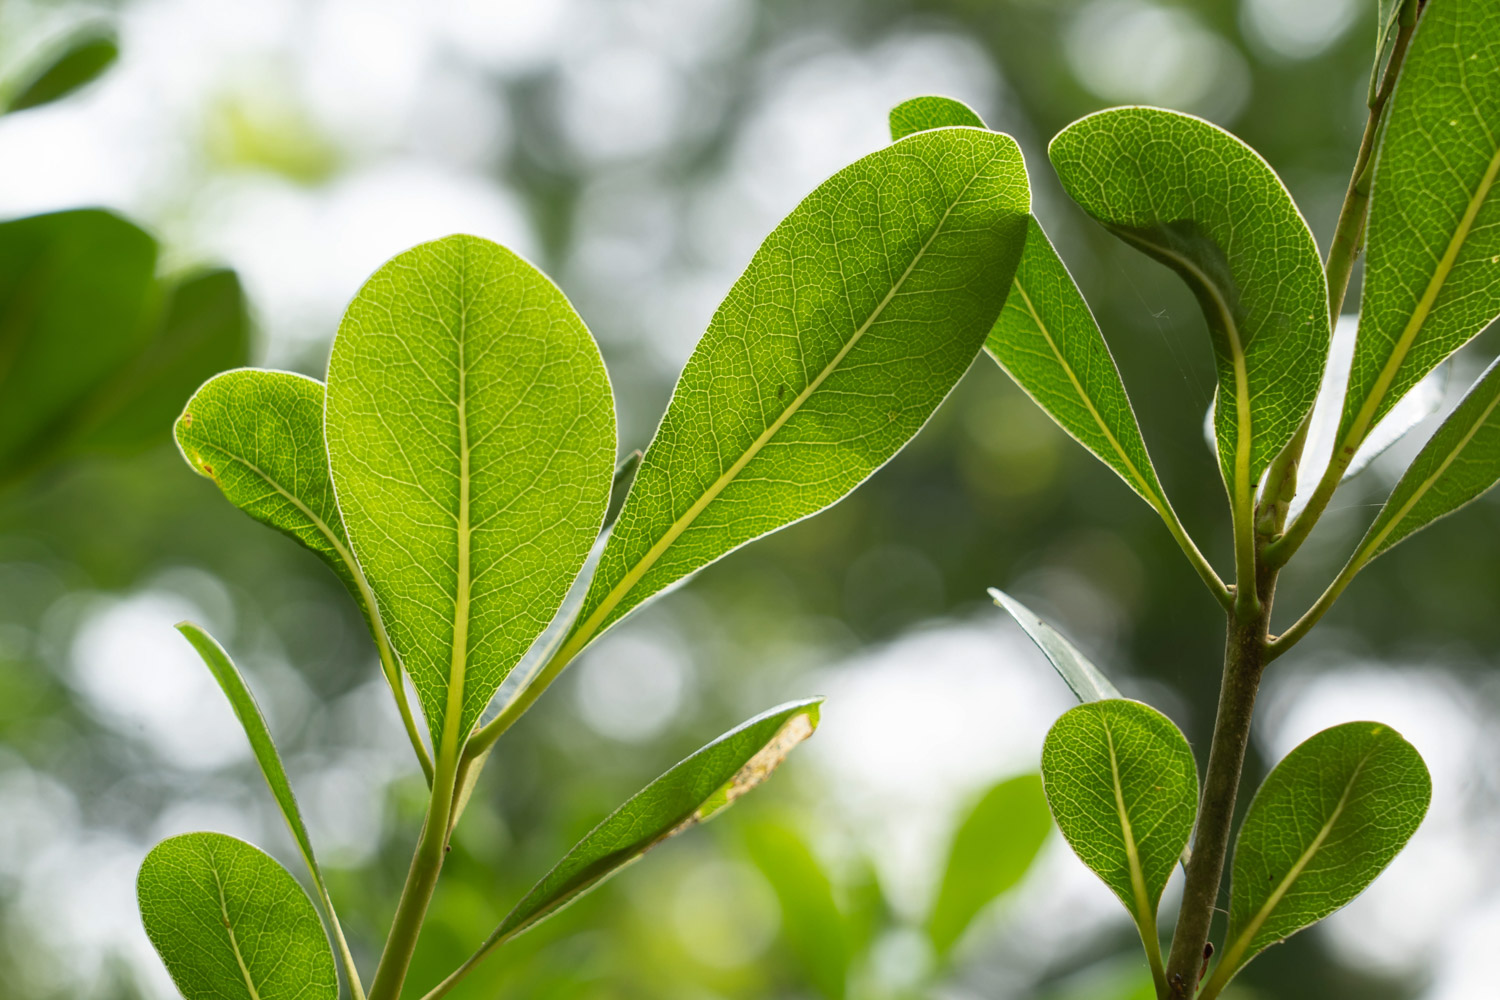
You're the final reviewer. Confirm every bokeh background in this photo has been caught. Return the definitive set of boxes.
[2,1,1498,998]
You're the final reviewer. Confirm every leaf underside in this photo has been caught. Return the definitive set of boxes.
[990,588,1122,702]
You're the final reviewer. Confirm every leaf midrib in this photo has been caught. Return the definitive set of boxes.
[1345,140,1500,451]
[1101,712,1154,926]
[572,160,998,645]
[211,860,263,1000]
[444,259,474,758]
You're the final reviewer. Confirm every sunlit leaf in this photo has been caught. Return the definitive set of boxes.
[5,28,117,113]
[1202,722,1430,997]
[325,234,616,750]
[1049,108,1328,519]
[990,588,1121,702]
[888,94,984,139]
[927,773,1050,957]
[174,623,363,998]
[137,832,337,1000]
[425,700,821,993]
[568,127,1029,657]
[744,815,850,1000]
[1040,699,1196,973]
[1341,0,1500,452]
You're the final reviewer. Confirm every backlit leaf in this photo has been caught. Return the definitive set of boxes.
[888,94,984,139]
[567,127,1029,656]
[1202,722,1430,997]
[990,588,1121,702]
[325,234,616,750]
[137,832,337,1000]
[5,28,117,113]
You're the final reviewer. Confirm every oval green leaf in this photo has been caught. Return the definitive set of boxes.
[325,234,616,752]
[1341,0,1500,454]
[1041,699,1196,976]
[990,588,1122,702]
[889,94,984,139]
[1203,721,1430,997]
[565,126,1029,657]
[175,623,363,998]
[5,28,118,113]
[927,772,1050,957]
[1048,108,1328,516]
[137,832,337,1000]
[427,699,821,993]
[175,368,430,777]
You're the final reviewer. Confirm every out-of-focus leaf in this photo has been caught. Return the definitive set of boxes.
[888,94,984,139]
[566,128,1029,657]
[1049,108,1328,521]
[5,28,117,113]
[1341,0,1500,452]
[1356,357,1500,563]
[990,588,1121,702]
[325,234,616,750]
[174,622,363,999]
[1040,699,1196,977]
[1202,722,1430,998]
[137,832,337,1000]
[427,700,821,992]
[927,773,1050,958]
[0,209,156,484]
[75,268,249,454]
[745,816,850,1000]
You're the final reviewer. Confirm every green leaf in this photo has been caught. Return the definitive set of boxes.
[75,268,250,455]
[1202,722,1430,997]
[1354,357,1500,564]
[744,816,850,1000]
[1049,108,1328,518]
[5,28,118,113]
[325,234,616,752]
[0,209,157,484]
[137,832,338,1000]
[926,773,1050,958]
[174,623,363,999]
[990,588,1121,702]
[567,127,1029,655]
[888,94,984,139]
[431,700,821,989]
[1341,0,1500,453]
[1040,699,1197,981]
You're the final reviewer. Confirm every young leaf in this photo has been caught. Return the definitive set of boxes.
[1040,699,1196,984]
[425,700,821,994]
[990,588,1122,702]
[325,234,616,752]
[175,622,363,999]
[927,773,1050,958]
[0,209,156,484]
[4,28,118,113]
[175,368,431,778]
[889,94,984,139]
[137,832,338,1000]
[1342,0,1500,451]
[1048,108,1328,531]
[1354,357,1500,564]
[1201,722,1430,998]
[744,816,851,1000]
[566,127,1029,656]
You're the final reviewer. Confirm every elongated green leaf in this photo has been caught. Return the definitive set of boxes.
[137,832,337,1000]
[0,209,156,483]
[927,773,1050,957]
[174,623,363,999]
[889,95,984,139]
[1049,108,1328,509]
[1354,357,1500,563]
[5,28,118,113]
[77,268,249,455]
[569,127,1029,655]
[1204,722,1430,996]
[434,700,821,988]
[1040,699,1196,968]
[990,588,1121,702]
[744,817,850,1000]
[1342,0,1500,453]
[325,234,616,750]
